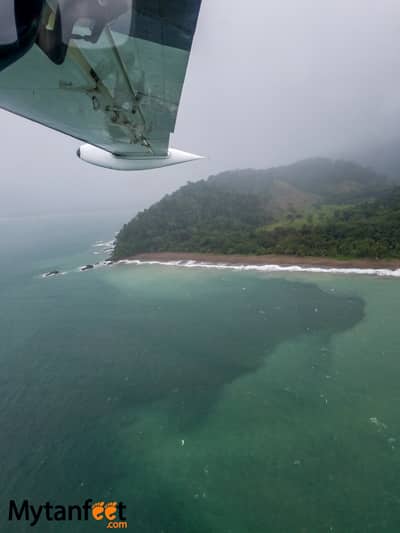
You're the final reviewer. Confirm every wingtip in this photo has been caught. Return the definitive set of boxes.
[169,148,205,163]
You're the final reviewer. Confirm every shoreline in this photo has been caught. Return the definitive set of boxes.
[41,251,400,279]
[122,252,400,271]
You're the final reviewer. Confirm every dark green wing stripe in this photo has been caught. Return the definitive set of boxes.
[129,0,202,51]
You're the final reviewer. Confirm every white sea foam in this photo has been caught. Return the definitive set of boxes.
[78,260,113,272]
[41,234,400,280]
[91,238,116,258]
[41,271,67,279]
[93,239,116,248]
[42,258,400,279]
[41,235,116,279]
[115,259,400,278]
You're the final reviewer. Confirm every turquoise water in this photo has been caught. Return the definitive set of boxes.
[1,213,400,532]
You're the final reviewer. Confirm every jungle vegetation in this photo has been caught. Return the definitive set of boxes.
[113,158,400,259]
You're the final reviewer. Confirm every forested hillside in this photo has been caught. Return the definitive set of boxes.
[113,158,398,259]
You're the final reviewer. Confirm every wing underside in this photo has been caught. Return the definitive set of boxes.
[0,0,202,159]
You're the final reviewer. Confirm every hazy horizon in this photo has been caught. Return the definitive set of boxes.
[1,0,400,216]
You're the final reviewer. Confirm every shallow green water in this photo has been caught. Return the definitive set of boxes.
[1,213,400,532]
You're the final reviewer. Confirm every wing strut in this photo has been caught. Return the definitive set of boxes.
[63,39,153,152]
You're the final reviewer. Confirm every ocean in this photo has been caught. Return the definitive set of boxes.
[1,211,400,532]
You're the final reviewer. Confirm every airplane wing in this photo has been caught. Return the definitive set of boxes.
[0,0,203,170]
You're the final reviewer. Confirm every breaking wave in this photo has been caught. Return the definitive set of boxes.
[115,259,400,278]
[41,234,400,279]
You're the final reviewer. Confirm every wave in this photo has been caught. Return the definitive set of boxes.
[79,260,113,272]
[115,259,400,278]
[93,240,116,248]
[41,235,400,279]
[92,239,116,257]
[42,258,400,279]
[41,271,67,279]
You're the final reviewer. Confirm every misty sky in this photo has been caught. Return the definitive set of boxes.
[1,0,400,216]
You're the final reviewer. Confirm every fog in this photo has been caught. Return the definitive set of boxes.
[1,0,400,215]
